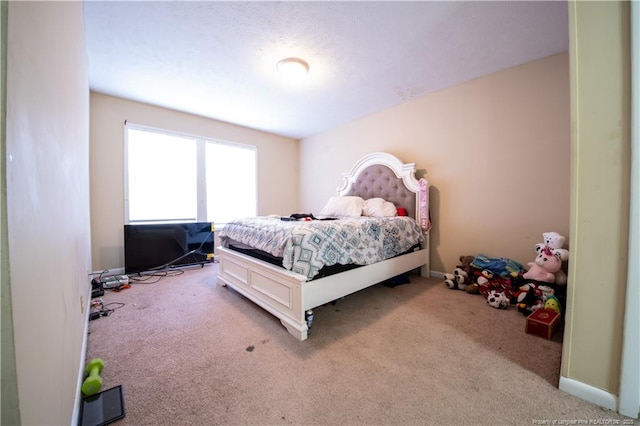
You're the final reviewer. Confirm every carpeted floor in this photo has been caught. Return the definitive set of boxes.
[84,263,632,425]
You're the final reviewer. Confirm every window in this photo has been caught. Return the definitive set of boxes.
[125,123,257,225]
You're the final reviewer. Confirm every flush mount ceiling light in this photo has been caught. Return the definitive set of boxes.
[276,57,310,78]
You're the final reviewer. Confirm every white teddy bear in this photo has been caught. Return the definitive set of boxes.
[535,231,569,261]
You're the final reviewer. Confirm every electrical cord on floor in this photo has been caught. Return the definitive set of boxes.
[89,230,215,288]
[128,259,214,285]
[146,231,214,272]
[89,299,125,321]
[128,269,185,284]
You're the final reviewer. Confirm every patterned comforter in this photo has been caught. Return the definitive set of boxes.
[219,216,425,280]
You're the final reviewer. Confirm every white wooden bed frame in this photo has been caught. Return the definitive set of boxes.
[216,152,430,341]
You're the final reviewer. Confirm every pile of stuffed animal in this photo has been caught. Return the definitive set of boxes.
[443,231,569,314]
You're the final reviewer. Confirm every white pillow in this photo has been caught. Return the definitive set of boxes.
[319,196,364,217]
[362,198,398,217]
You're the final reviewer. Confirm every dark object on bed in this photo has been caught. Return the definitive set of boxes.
[281,213,337,221]
[289,213,316,220]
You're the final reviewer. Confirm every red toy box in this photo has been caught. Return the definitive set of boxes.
[526,308,561,339]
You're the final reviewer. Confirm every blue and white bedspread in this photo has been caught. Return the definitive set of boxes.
[219,216,425,280]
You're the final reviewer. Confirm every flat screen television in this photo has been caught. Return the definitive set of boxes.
[124,222,215,274]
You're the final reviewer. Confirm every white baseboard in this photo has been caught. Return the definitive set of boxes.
[559,376,618,412]
[91,267,125,277]
[71,292,92,426]
[430,270,446,279]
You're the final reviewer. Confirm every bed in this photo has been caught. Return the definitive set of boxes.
[216,152,431,341]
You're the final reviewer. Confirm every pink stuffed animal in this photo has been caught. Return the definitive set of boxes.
[534,231,569,284]
[523,246,563,284]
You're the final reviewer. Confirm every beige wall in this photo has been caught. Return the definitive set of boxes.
[300,53,571,274]
[90,93,299,271]
[3,2,91,424]
[562,0,630,398]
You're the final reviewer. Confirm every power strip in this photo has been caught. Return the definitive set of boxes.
[100,275,129,289]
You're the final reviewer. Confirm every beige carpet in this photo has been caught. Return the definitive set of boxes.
[85,263,631,425]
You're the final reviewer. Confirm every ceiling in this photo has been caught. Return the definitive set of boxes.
[84,1,569,140]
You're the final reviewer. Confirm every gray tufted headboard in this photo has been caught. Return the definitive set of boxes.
[344,164,417,218]
[337,152,423,220]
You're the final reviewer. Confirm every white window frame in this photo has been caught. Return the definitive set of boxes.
[123,122,258,225]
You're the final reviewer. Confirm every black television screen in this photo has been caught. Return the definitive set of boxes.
[124,222,214,274]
